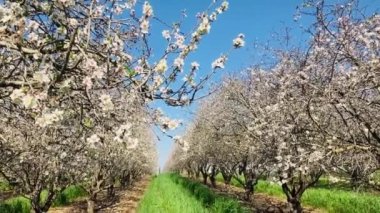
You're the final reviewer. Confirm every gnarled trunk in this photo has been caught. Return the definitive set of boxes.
[30,183,58,213]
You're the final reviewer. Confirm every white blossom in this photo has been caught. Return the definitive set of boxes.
[92,70,104,79]
[68,18,78,27]
[127,138,139,149]
[99,94,114,112]
[33,71,50,84]
[35,109,64,127]
[233,33,245,48]
[191,61,200,70]
[162,30,171,40]
[154,59,168,73]
[87,134,101,148]
[83,76,93,89]
[197,17,211,35]
[211,55,227,69]
[142,1,153,17]
[10,89,25,101]
[22,94,38,109]
[173,57,185,70]
[175,33,186,49]
[140,19,150,34]
[153,75,163,87]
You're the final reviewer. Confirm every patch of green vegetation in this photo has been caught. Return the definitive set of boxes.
[301,188,380,213]
[138,174,207,213]
[51,185,88,206]
[138,174,247,213]
[255,181,284,197]
[170,174,247,212]
[0,185,87,213]
[0,180,11,192]
[0,197,30,213]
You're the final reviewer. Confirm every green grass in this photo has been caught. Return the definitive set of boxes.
[0,185,87,213]
[0,197,30,213]
[138,174,207,213]
[0,181,11,192]
[170,174,246,212]
[138,174,247,213]
[216,175,380,213]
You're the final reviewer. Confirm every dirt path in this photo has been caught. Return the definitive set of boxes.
[210,183,325,213]
[98,177,150,213]
[49,177,151,213]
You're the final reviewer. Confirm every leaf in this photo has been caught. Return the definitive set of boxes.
[124,66,136,78]
[82,117,94,128]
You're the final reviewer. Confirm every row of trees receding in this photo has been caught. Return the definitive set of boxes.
[167,1,380,212]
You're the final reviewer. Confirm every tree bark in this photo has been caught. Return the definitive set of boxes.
[221,171,232,185]
[31,204,44,213]
[31,188,43,213]
[210,174,216,188]
[202,173,208,184]
[107,184,115,198]
[87,198,96,213]
[195,171,200,178]
[244,179,254,201]
[41,189,56,212]
[289,198,303,213]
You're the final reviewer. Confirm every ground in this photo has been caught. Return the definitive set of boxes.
[48,177,150,213]
[209,183,325,213]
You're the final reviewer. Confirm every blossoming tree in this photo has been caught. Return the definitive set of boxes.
[0,0,245,212]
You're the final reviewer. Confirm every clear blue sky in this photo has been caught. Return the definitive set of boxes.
[145,0,380,169]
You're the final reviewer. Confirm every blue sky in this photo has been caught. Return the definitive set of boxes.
[145,0,380,169]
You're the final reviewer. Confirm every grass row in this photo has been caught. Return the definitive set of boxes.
[170,174,247,212]
[217,176,380,213]
[138,174,207,212]
[138,173,247,213]
[0,185,87,213]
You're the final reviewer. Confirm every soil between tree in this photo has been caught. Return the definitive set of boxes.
[207,182,325,213]
[48,177,151,213]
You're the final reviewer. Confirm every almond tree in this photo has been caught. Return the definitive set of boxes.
[0,0,247,212]
[168,1,379,212]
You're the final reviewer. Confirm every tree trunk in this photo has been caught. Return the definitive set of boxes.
[244,179,254,201]
[282,184,303,213]
[289,198,303,213]
[350,168,364,190]
[31,203,44,213]
[107,184,115,198]
[31,188,43,213]
[221,172,232,185]
[195,171,200,178]
[202,173,208,184]
[210,175,216,188]
[121,173,131,188]
[87,198,96,213]
[41,189,56,212]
